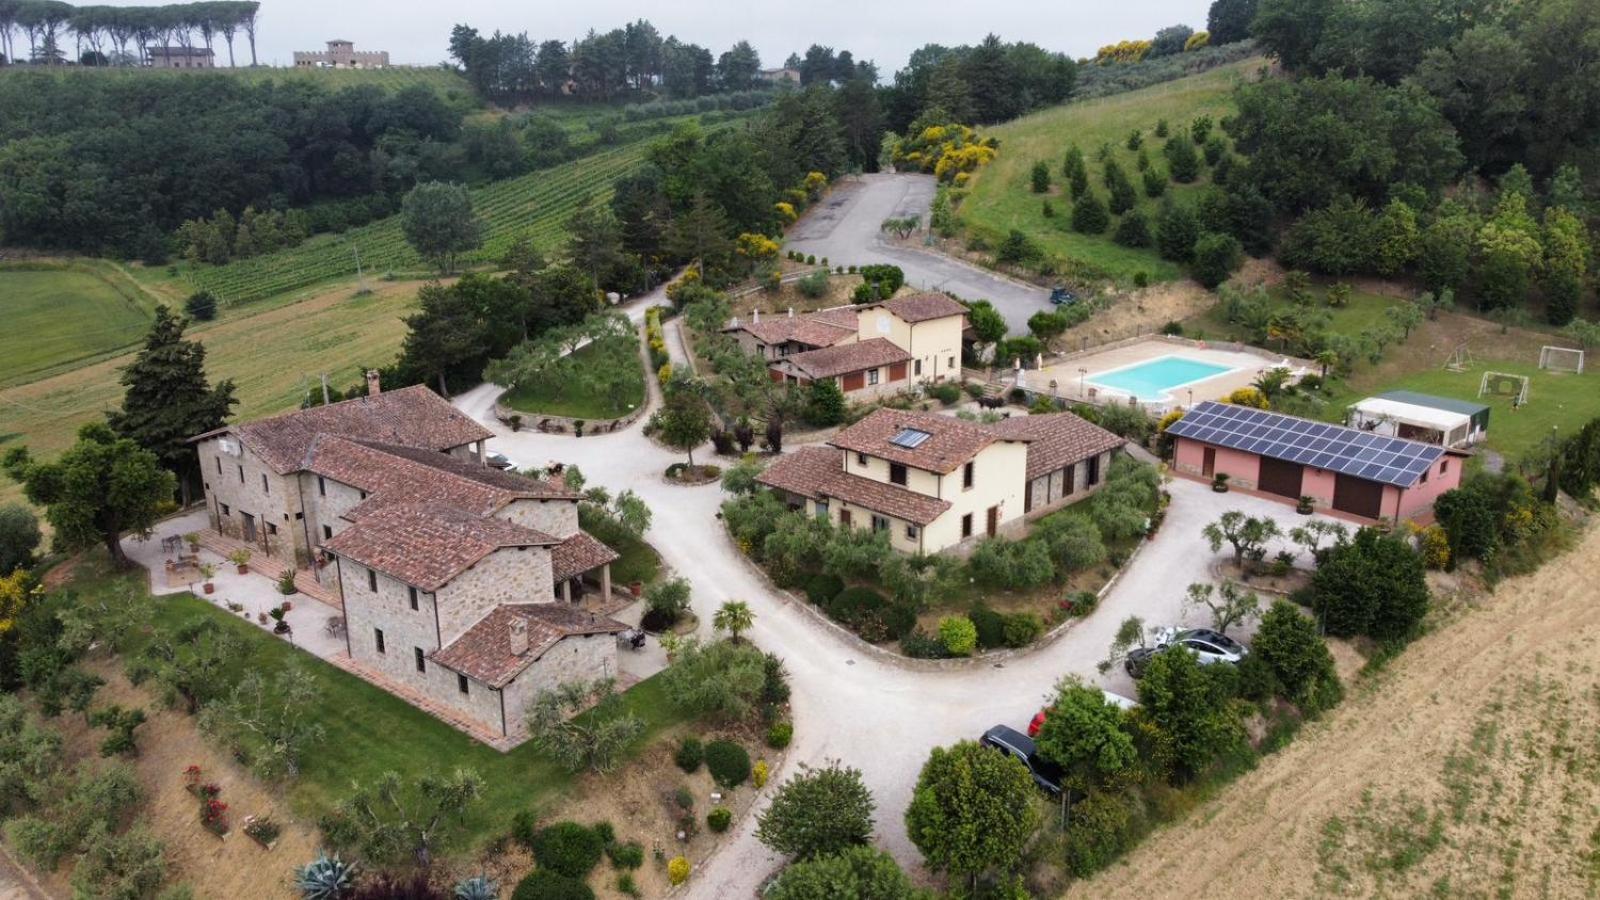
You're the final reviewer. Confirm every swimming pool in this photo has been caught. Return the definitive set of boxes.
[1088,355,1235,400]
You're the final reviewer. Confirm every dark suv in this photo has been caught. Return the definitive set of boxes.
[980,725,1064,795]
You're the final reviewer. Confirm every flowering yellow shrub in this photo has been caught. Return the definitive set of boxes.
[753,760,769,789]
[898,122,997,183]
[953,172,971,187]
[803,171,828,198]
[1417,524,1450,570]
[736,232,780,260]
[1157,409,1186,432]
[1225,387,1269,409]
[0,570,37,636]
[1185,31,1211,51]
[668,856,690,885]
[658,363,673,383]
[666,268,701,304]
[775,201,797,223]
[1096,40,1153,64]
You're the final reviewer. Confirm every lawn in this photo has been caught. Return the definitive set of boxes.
[1324,360,1599,459]
[501,339,646,420]
[960,58,1263,286]
[0,261,164,387]
[67,557,684,852]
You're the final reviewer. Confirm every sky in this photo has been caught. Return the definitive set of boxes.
[100,0,1208,70]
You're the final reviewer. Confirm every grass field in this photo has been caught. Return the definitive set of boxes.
[1183,284,1407,349]
[62,557,684,850]
[0,278,425,508]
[0,261,168,387]
[961,58,1263,286]
[1330,361,1597,459]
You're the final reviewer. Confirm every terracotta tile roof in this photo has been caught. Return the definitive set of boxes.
[807,306,862,329]
[433,604,628,688]
[830,408,1000,475]
[782,338,911,380]
[978,413,1126,480]
[723,313,857,348]
[324,503,559,592]
[756,446,952,526]
[193,385,491,474]
[304,437,572,525]
[874,292,968,324]
[550,530,620,581]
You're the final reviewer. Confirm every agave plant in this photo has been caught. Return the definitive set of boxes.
[294,852,358,899]
[454,874,498,900]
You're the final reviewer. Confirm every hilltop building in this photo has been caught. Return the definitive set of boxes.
[294,39,390,69]
[147,46,215,68]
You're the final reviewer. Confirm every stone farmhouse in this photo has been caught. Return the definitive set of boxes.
[294,39,390,69]
[757,407,1125,554]
[147,46,215,68]
[722,293,968,400]
[190,379,626,745]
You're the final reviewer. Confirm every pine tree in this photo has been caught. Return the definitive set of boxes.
[1071,190,1110,235]
[106,307,235,506]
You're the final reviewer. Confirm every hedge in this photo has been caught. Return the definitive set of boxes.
[705,740,751,788]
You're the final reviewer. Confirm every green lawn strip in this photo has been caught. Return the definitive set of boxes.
[0,264,157,387]
[85,568,680,851]
[501,341,646,420]
[1183,285,1404,347]
[961,58,1261,286]
[1321,361,1598,459]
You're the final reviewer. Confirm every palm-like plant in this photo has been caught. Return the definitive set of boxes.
[294,852,358,899]
[454,875,498,900]
[713,600,755,642]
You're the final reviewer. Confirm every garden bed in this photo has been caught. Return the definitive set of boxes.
[664,463,721,485]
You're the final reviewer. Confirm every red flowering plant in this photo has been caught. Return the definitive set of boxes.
[201,797,230,836]
[184,765,204,796]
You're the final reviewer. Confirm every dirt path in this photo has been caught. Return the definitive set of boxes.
[1071,524,1600,899]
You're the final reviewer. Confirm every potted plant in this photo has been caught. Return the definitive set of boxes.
[268,606,290,635]
[228,548,252,574]
[630,581,644,597]
[508,414,523,433]
[277,569,297,596]
[574,420,586,438]
[1211,473,1230,493]
[1296,495,1315,515]
[199,563,218,594]
[257,611,269,625]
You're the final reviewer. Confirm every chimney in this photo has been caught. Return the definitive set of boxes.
[508,616,529,656]
[753,308,760,323]
[788,307,794,318]
[365,370,381,397]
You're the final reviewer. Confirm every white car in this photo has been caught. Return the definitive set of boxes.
[1126,627,1249,677]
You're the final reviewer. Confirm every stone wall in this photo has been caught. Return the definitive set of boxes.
[435,546,555,644]
[197,437,304,565]
[338,557,444,687]
[500,498,579,539]
[500,633,617,740]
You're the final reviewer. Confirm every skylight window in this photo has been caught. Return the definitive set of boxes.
[889,428,932,449]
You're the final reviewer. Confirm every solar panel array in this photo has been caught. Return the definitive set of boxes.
[1166,401,1445,488]
[889,428,933,449]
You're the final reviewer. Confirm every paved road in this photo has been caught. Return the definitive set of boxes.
[454,356,1337,897]
[784,173,1053,335]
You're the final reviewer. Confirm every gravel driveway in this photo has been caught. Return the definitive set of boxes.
[783,173,1053,336]
[451,375,1336,896]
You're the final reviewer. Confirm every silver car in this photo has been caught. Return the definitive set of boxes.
[1126,627,1248,677]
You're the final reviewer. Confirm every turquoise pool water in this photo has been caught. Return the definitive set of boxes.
[1088,355,1234,399]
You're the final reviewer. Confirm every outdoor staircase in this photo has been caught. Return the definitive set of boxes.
[196,530,339,608]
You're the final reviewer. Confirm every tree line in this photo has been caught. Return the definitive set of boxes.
[0,73,462,256]
[448,18,769,105]
[1190,0,1599,322]
[0,1,261,67]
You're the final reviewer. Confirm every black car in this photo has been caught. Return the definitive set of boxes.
[980,725,1064,795]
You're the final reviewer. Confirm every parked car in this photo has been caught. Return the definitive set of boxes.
[1049,286,1078,305]
[486,451,518,471]
[1125,627,1249,678]
[1027,689,1138,738]
[980,725,1064,795]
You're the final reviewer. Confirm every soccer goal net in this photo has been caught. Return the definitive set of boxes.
[1539,345,1585,374]
[1479,371,1531,407]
